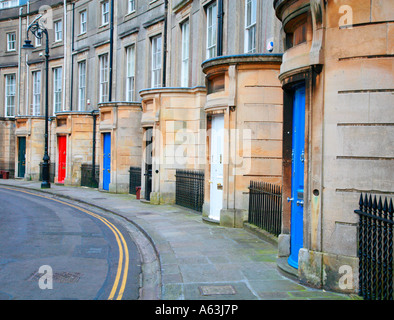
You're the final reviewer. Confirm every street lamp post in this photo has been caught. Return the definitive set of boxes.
[23,16,51,188]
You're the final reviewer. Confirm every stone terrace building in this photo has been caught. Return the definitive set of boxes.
[1,0,392,295]
[274,0,393,293]
[0,0,283,219]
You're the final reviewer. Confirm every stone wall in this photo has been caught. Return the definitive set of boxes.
[275,0,394,293]
[99,102,142,194]
[0,119,15,177]
[140,87,206,204]
[202,55,283,227]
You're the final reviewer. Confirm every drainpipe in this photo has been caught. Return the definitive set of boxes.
[25,1,30,115]
[217,0,224,56]
[162,0,168,87]
[108,0,114,101]
[91,110,97,186]
[70,2,75,111]
[18,6,23,115]
[62,0,67,111]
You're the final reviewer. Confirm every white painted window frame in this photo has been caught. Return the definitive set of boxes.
[244,0,257,53]
[151,35,162,88]
[78,61,86,111]
[32,70,41,116]
[53,67,63,114]
[126,45,135,101]
[7,32,16,51]
[181,20,190,87]
[206,2,217,59]
[5,74,16,117]
[99,54,109,103]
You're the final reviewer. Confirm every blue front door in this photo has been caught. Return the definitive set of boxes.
[288,85,306,269]
[103,133,111,191]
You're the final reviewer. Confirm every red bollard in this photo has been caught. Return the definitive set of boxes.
[136,186,141,200]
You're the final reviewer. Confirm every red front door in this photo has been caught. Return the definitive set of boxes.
[58,136,67,183]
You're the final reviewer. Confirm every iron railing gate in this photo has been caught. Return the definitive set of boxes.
[248,181,282,237]
[129,167,141,195]
[175,169,204,213]
[355,193,393,300]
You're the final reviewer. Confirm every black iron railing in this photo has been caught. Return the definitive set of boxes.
[355,193,393,300]
[175,169,204,212]
[248,181,282,237]
[81,164,99,188]
[129,167,141,195]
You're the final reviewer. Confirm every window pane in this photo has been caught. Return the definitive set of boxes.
[53,68,62,113]
[5,74,16,117]
[102,1,109,24]
[99,55,109,102]
[181,20,189,87]
[252,0,256,24]
[32,71,41,116]
[206,3,217,59]
[55,21,62,41]
[80,11,87,34]
[126,46,135,101]
[151,36,162,88]
[128,0,135,13]
[7,33,16,51]
[78,61,86,110]
[245,0,256,53]
[246,0,251,26]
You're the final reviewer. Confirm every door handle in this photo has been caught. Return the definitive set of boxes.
[287,197,294,203]
[297,200,304,207]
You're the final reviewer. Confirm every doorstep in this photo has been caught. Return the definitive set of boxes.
[276,257,299,281]
[202,216,220,225]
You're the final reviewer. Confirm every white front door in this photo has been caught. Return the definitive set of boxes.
[209,114,224,221]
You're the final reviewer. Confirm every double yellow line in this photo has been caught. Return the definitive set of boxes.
[0,186,129,300]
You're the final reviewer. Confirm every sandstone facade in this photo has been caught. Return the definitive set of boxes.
[1,0,391,295]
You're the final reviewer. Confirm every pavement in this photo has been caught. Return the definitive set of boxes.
[0,179,360,300]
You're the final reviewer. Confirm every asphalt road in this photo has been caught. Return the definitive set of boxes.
[0,186,141,300]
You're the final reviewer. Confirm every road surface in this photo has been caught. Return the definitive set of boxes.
[0,186,141,300]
